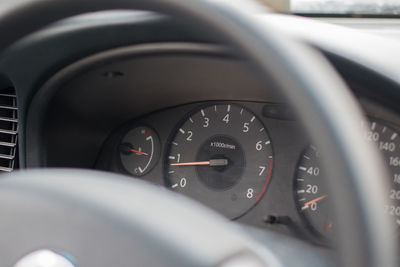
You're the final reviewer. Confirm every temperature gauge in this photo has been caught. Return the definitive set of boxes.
[119,125,160,177]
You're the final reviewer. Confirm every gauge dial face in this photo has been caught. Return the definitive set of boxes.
[364,121,400,231]
[165,104,273,219]
[295,120,400,240]
[294,146,333,240]
[119,126,160,177]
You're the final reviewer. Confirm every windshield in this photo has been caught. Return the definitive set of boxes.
[292,0,400,15]
[264,0,400,16]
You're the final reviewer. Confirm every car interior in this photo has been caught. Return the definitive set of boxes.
[0,0,399,266]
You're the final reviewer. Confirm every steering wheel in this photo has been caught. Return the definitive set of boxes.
[0,0,396,267]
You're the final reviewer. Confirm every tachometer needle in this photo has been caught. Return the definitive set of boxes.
[130,149,149,156]
[305,195,328,207]
[170,159,228,167]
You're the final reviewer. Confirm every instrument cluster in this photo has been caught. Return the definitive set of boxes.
[96,100,400,245]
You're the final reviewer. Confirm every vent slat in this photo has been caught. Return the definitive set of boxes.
[0,105,17,110]
[0,94,16,98]
[0,129,17,135]
[0,87,18,172]
[0,141,16,147]
[0,153,14,160]
[0,117,18,123]
[0,166,13,172]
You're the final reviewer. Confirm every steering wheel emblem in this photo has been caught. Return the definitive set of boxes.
[14,250,75,267]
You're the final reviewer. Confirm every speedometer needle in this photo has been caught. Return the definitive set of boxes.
[305,195,328,207]
[170,159,228,167]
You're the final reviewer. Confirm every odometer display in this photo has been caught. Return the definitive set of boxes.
[165,104,273,219]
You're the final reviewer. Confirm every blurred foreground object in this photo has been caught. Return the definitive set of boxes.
[259,0,290,12]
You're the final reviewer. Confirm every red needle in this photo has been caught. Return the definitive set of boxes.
[170,161,210,166]
[130,149,149,156]
[170,159,229,167]
[305,195,328,207]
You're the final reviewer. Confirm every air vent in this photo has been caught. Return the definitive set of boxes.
[0,87,18,172]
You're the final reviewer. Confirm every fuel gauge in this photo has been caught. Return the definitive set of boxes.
[119,126,160,177]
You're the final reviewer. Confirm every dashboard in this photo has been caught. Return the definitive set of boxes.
[96,101,301,221]
[1,9,400,254]
[24,42,400,246]
[93,99,400,246]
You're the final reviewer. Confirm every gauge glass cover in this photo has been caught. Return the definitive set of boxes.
[165,104,273,219]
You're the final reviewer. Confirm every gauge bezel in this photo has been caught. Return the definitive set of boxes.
[118,124,161,177]
[163,102,275,220]
[293,146,332,244]
[295,117,400,244]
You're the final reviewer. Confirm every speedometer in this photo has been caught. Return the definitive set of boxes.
[294,146,333,240]
[295,119,400,240]
[165,103,273,219]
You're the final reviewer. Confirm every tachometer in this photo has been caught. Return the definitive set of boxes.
[165,104,273,219]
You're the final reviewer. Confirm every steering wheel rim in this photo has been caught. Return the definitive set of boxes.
[1,169,283,267]
[0,0,395,267]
